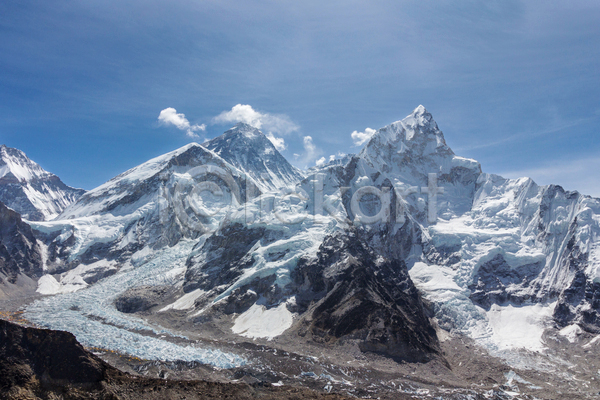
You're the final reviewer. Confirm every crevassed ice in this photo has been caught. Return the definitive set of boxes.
[24,239,246,368]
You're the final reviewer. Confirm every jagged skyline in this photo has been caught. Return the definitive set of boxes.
[1,1,599,196]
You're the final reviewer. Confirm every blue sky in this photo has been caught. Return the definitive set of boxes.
[1,0,599,195]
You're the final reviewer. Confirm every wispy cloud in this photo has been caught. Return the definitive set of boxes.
[213,104,299,151]
[265,132,286,151]
[294,135,323,166]
[351,127,377,146]
[158,107,206,138]
[499,156,600,197]
[454,116,596,152]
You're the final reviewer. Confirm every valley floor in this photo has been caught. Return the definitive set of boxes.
[3,289,600,400]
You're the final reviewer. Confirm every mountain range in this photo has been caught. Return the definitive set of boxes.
[2,107,600,398]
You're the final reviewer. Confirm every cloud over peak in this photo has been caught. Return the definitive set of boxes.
[351,127,376,146]
[213,104,299,152]
[158,108,206,138]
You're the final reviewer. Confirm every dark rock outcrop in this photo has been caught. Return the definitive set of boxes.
[292,231,441,363]
[469,253,543,309]
[0,319,109,394]
[183,223,272,293]
[114,285,173,313]
[0,201,44,284]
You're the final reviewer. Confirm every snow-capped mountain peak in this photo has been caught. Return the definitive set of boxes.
[0,144,54,183]
[356,106,479,190]
[361,105,450,157]
[58,142,237,220]
[203,123,304,190]
[0,145,85,221]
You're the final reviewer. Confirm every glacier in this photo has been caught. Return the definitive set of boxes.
[24,239,246,368]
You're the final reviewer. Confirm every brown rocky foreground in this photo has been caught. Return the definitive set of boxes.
[0,319,368,400]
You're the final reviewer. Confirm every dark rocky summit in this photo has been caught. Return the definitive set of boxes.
[292,231,441,363]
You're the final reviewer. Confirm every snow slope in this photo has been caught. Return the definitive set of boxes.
[0,145,85,221]
[202,123,305,191]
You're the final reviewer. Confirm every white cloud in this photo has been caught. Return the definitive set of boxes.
[213,104,263,129]
[213,104,299,137]
[315,157,326,166]
[329,155,336,162]
[266,132,286,151]
[158,107,205,138]
[351,127,377,146]
[296,135,322,166]
[212,104,299,153]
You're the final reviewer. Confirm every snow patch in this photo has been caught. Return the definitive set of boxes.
[160,289,205,312]
[558,324,583,343]
[485,302,556,352]
[231,301,294,339]
[36,274,87,295]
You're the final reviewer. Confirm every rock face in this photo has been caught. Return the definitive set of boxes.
[0,319,108,392]
[0,201,43,284]
[203,123,304,190]
[292,231,440,362]
[0,144,85,221]
[183,223,270,293]
[114,285,173,313]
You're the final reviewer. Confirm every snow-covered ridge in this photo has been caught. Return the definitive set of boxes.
[13,106,600,372]
[0,144,85,221]
[0,145,55,182]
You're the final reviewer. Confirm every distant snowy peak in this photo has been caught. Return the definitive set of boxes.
[59,142,242,219]
[309,153,356,172]
[0,145,54,182]
[358,106,480,185]
[0,145,85,221]
[203,123,304,190]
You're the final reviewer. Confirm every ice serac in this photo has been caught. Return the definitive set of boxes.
[0,145,85,221]
[203,123,305,190]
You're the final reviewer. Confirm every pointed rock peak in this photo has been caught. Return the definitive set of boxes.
[225,122,265,140]
[412,104,428,116]
[362,105,444,151]
[0,145,51,182]
[232,121,258,131]
[207,123,274,151]
[203,123,304,190]
[402,105,436,130]
[358,106,457,168]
